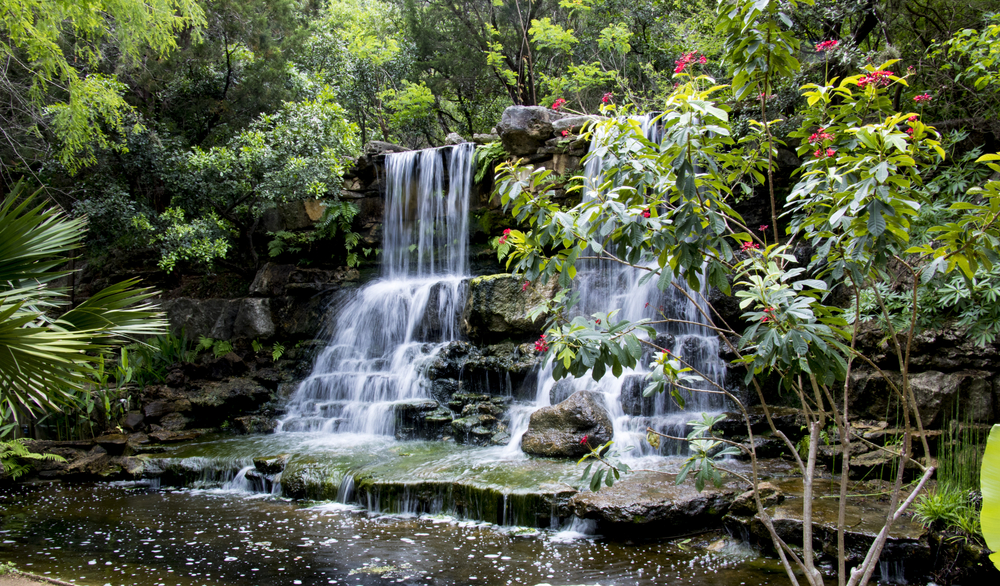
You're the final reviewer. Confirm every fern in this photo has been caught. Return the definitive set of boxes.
[0,439,65,480]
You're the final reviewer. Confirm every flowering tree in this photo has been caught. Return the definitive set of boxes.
[493,3,1000,585]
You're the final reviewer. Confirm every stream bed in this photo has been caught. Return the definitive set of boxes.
[0,480,791,586]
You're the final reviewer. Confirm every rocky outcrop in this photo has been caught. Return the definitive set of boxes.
[569,471,736,536]
[521,391,613,457]
[848,369,995,426]
[461,274,558,342]
[497,106,568,156]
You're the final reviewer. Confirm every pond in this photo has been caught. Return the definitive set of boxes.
[0,480,790,586]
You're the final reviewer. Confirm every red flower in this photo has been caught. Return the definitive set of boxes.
[761,315,770,323]
[740,241,760,252]
[815,40,839,52]
[522,280,530,292]
[595,319,601,325]
[913,93,932,103]
[580,435,589,445]
[601,92,613,103]
[641,208,651,218]
[534,335,550,352]
[498,228,511,245]
[908,115,918,122]
[906,127,914,136]
[552,98,567,110]
[858,70,893,89]
[808,127,834,144]
[759,224,769,232]
[826,148,835,157]
[674,51,704,74]
[698,55,707,64]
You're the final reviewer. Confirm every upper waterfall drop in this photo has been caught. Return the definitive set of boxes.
[277,143,475,435]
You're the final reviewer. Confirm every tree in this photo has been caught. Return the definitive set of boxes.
[0,181,166,431]
[493,2,1000,582]
[0,0,205,178]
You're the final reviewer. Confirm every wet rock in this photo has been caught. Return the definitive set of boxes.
[725,478,929,565]
[254,454,289,475]
[730,482,784,516]
[394,399,444,440]
[233,415,277,434]
[521,391,613,458]
[451,415,499,445]
[364,141,409,156]
[497,106,565,156]
[143,398,191,419]
[549,379,577,406]
[148,430,205,443]
[461,274,558,342]
[618,374,655,416]
[473,133,500,144]
[570,471,736,535]
[94,433,129,455]
[445,132,468,144]
[120,456,147,477]
[159,412,191,431]
[161,298,241,341]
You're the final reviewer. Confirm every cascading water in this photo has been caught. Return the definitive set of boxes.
[506,114,729,457]
[278,143,475,435]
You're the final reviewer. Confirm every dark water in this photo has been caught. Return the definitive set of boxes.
[0,482,788,586]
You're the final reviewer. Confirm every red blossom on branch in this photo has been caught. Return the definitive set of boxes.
[552,98,567,110]
[601,92,613,103]
[908,115,918,121]
[641,208,651,218]
[913,93,932,103]
[858,70,893,89]
[522,280,530,292]
[741,241,760,252]
[580,435,589,444]
[808,127,834,144]
[498,228,511,245]
[815,40,839,52]
[534,335,549,352]
[674,51,705,74]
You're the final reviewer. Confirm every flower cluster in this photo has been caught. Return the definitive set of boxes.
[561,130,569,137]
[674,52,707,73]
[534,335,549,352]
[913,93,932,103]
[857,70,893,89]
[906,127,914,136]
[522,280,530,292]
[815,40,839,52]
[552,98,567,110]
[498,228,511,245]
[740,241,760,252]
[641,208,651,218]
[908,114,918,122]
[601,92,613,103]
[580,435,589,445]
[808,127,834,144]
[814,147,836,158]
[761,307,776,323]
[759,224,769,232]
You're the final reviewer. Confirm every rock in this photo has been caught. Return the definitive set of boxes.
[849,369,994,427]
[94,434,129,455]
[445,132,468,144]
[123,410,145,431]
[569,471,735,534]
[619,374,655,416]
[552,115,603,133]
[233,415,277,434]
[549,379,577,406]
[451,414,499,444]
[521,391,613,457]
[730,482,784,516]
[461,274,558,342]
[497,106,564,156]
[233,298,275,339]
[393,399,444,440]
[148,430,205,443]
[364,141,409,156]
[260,199,318,232]
[161,297,241,341]
[473,133,500,145]
[159,412,191,431]
[254,454,289,475]
[143,398,191,419]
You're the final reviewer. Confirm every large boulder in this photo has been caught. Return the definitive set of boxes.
[521,390,613,457]
[848,369,994,426]
[461,274,557,342]
[497,106,564,156]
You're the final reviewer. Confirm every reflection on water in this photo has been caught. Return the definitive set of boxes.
[0,482,783,586]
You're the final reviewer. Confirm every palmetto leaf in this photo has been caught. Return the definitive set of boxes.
[0,181,166,427]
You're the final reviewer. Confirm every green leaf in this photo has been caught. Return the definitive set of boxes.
[982,424,1000,571]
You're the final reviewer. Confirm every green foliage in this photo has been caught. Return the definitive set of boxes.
[0,438,64,480]
[197,336,233,359]
[475,142,508,184]
[134,208,233,273]
[0,561,15,575]
[928,14,1000,121]
[0,182,165,428]
[982,425,1000,570]
[578,439,632,490]
[913,486,981,539]
[675,413,742,491]
[0,0,205,173]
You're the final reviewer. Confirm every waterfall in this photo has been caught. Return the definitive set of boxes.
[277,143,475,435]
[507,114,728,457]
